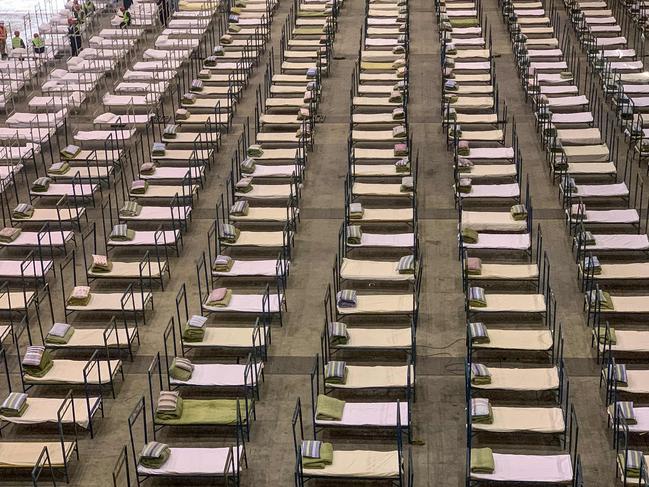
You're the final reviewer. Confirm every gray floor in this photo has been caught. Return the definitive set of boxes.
[0,0,630,485]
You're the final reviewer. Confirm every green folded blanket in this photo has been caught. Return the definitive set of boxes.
[510,204,527,221]
[23,351,53,378]
[60,144,81,159]
[169,357,194,381]
[156,399,247,425]
[471,447,494,474]
[155,396,184,421]
[0,392,29,417]
[462,228,478,244]
[45,326,75,344]
[315,394,345,421]
[31,177,51,192]
[597,326,616,345]
[139,443,170,469]
[302,442,334,469]
[0,401,28,417]
[182,315,206,343]
[48,162,70,175]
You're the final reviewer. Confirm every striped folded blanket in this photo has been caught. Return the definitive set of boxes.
[597,326,616,345]
[468,287,487,308]
[615,401,636,425]
[336,289,357,308]
[619,450,643,478]
[397,255,415,274]
[13,203,34,219]
[220,224,240,244]
[175,108,190,120]
[471,398,493,424]
[119,201,142,218]
[614,363,628,387]
[328,321,349,346]
[139,441,171,469]
[191,79,203,92]
[0,227,21,243]
[46,322,75,344]
[182,315,207,342]
[22,346,53,377]
[230,200,249,216]
[49,162,70,175]
[151,142,166,156]
[235,177,253,194]
[247,145,264,157]
[301,440,334,469]
[324,360,347,384]
[583,255,601,275]
[469,321,489,344]
[392,107,405,120]
[163,124,178,139]
[510,204,528,221]
[31,177,51,192]
[471,363,491,385]
[579,231,595,246]
[110,224,135,242]
[182,92,197,105]
[0,392,28,417]
[240,158,256,174]
[348,203,363,219]
[346,225,362,245]
[213,255,233,272]
[156,391,183,420]
[169,357,194,381]
[67,286,91,306]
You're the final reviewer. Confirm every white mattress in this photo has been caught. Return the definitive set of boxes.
[213,260,279,277]
[203,293,282,313]
[137,447,242,476]
[461,183,520,198]
[302,450,399,478]
[350,233,415,248]
[471,453,573,483]
[473,367,559,391]
[587,234,649,251]
[464,233,531,250]
[316,401,409,427]
[170,363,262,387]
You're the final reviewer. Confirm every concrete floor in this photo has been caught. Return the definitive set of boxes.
[0,0,635,484]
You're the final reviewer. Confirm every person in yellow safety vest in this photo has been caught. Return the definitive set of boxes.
[0,22,7,60]
[11,31,25,50]
[83,0,96,15]
[119,7,132,29]
[73,2,86,24]
[32,33,45,54]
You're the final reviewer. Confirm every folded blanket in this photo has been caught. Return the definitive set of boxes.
[445,107,457,120]
[462,228,478,244]
[22,346,53,378]
[191,79,203,92]
[471,398,493,424]
[60,144,81,159]
[67,286,91,306]
[298,107,311,120]
[325,360,347,385]
[347,225,362,245]
[247,144,264,157]
[560,70,572,79]
[220,34,233,45]
[457,158,472,172]
[347,203,363,220]
[169,357,194,381]
[589,289,613,310]
[0,227,21,243]
[397,255,415,274]
[163,124,178,139]
[90,254,112,273]
[510,204,527,221]
[328,321,349,346]
[301,441,334,469]
[119,201,141,218]
[220,223,240,244]
[579,231,595,246]
[392,58,406,69]
[471,448,494,474]
[392,107,405,120]
[13,203,34,219]
[570,203,585,219]
[31,177,51,193]
[457,140,470,156]
[152,142,166,156]
[228,23,241,33]
[0,392,28,417]
[471,363,491,385]
[315,394,345,421]
[393,44,405,54]
[395,158,410,174]
[130,179,148,195]
[597,326,616,345]
[306,67,317,79]
[389,90,403,103]
[469,321,489,344]
[235,177,253,194]
[139,441,171,469]
[155,391,183,420]
[230,200,249,217]
[619,450,643,478]
[457,177,471,194]
[49,162,70,175]
[394,143,408,157]
[45,322,75,344]
[140,162,156,175]
[206,287,232,307]
[198,69,211,80]
[465,257,481,275]
[213,255,233,272]
[615,401,637,425]
[109,223,135,242]
[213,45,224,56]
[468,287,487,308]
[240,158,256,174]
[400,176,414,193]
[615,363,628,387]
[583,255,601,275]
[175,108,189,120]
[182,92,196,104]
[336,289,357,309]
[182,315,207,343]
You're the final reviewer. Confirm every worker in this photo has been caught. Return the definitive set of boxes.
[83,0,96,14]
[0,22,6,60]
[72,1,86,24]
[32,33,45,55]
[119,7,132,28]
[11,31,25,50]
[67,18,82,56]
